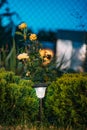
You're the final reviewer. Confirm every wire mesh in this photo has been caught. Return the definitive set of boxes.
[0,0,87,32]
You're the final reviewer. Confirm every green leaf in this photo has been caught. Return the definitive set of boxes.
[15,31,23,36]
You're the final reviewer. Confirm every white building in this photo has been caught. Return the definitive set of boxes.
[56,30,87,72]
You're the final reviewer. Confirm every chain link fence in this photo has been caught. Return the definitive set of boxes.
[0,0,87,32]
[0,0,87,52]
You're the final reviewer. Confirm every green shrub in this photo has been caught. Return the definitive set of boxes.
[1,68,87,129]
[0,68,38,127]
[45,73,87,129]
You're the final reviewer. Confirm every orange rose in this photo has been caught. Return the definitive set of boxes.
[17,53,29,60]
[39,48,54,65]
[18,23,27,30]
[29,34,37,41]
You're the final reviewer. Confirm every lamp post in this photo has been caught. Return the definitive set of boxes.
[33,83,47,125]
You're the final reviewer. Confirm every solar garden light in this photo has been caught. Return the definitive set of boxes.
[33,83,47,125]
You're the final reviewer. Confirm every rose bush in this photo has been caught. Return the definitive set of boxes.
[16,23,59,83]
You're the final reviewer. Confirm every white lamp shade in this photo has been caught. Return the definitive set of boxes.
[35,87,46,99]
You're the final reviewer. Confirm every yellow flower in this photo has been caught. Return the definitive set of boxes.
[39,49,45,58]
[43,57,50,65]
[17,53,29,60]
[18,23,27,30]
[29,34,37,41]
[39,48,54,65]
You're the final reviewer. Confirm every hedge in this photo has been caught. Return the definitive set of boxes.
[45,73,87,129]
[0,68,39,128]
[0,68,87,130]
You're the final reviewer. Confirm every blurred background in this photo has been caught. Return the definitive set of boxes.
[1,0,87,31]
[0,0,87,72]
[0,0,87,44]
